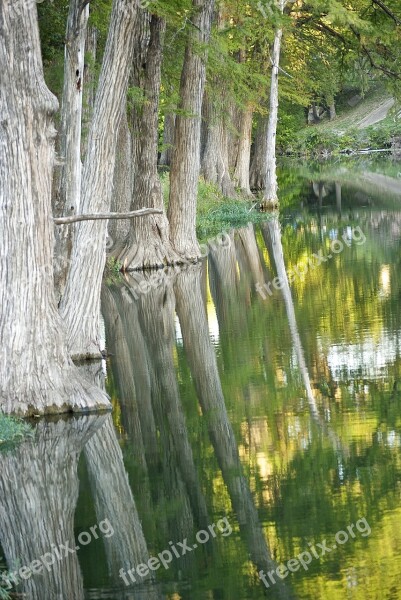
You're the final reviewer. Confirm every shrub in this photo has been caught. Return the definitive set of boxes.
[0,414,33,451]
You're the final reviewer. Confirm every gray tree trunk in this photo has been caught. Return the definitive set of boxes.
[249,113,268,190]
[167,0,215,260]
[233,105,254,197]
[201,91,237,198]
[54,0,89,301]
[108,106,132,257]
[56,0,89,215]
[263,26,283,208]
[159,112,176,167]
[82,24,98,156]
[118,15,178,270]
[0,0,110,414]
[54,1,90,300]
[60,0,140,360]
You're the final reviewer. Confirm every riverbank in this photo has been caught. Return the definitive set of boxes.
[284,87,400,158]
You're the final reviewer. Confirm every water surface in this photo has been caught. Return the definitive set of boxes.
[1,157,401,600]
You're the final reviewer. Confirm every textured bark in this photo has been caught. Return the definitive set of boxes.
[54,208,161,225]
[249,113,268,191]
[0,0,110,414]
[56,0,89,214]
[129,7,149,190]
[108,107,132,257]
[227,104,240,172]
[233,105,254,197]
[0,415,107,598]
[167,0,215,260]
[201,91,237,198]
[159,111,175,166]
[60,0,140,360]
[119,16,179,270]
[54,0,89,301]
[262,27,283,208]
[82,25,98,156]
[174,267,294,599]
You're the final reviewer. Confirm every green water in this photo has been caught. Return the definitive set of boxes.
[1,157,401,599]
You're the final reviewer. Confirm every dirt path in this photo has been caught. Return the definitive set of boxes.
[357,98,395,129]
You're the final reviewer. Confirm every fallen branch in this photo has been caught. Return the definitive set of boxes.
[53,208,163,225]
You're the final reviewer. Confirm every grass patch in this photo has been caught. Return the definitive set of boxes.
[197,197,270,239]
[104,257,123,285]
[0,414,33,451]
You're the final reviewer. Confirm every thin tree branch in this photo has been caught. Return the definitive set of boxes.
[349,25,401,79]
[372,0,401,26]
[314,21,348,45]
[54,208,163,225]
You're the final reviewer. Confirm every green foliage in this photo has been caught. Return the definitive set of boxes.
[0,415,33,451]
[289,127,342,156]
[104,258,122,285]
[365,120,401,148]
[277,103,307,151]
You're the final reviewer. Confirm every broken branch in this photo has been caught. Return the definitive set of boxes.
[53,208,163,225]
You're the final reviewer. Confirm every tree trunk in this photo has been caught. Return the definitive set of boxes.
[159,112,175,167]
[329,101,336,120]
[56,0,88,215]
[233,105,254,197]
[262,27,283,208]
[249,113,268,190]
[59,0,140,360]
[54,0,89,301]
[167,0,215,261]
[0,0,110,414]
[108,106,132,257]
[201,91,237,198]
[82,25,98,156]
[118,15,179,270]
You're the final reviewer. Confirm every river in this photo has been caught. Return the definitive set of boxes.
[1,156,401,599]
